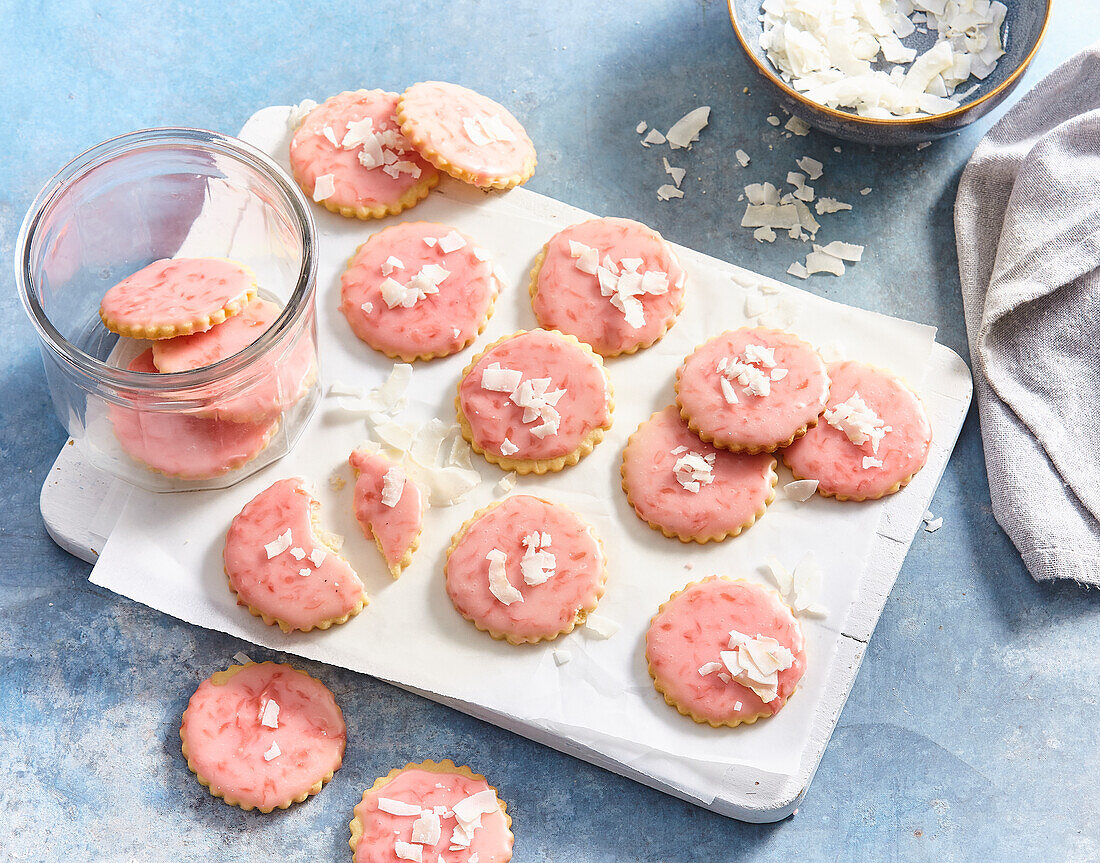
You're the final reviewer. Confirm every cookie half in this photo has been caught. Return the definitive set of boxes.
[99,257,257,340]
[621,406,777,543]
[782,360,931,501]
[529,217,687,356]
[289,89,440,220]
[339,221,500,361]
[398,81,536,190]
[180,662,346,812]
[445,495,607,645]
[455,329,614,475]
[645,577,807,728]
[675,327,830,453]
[350,759,513,863]
[349,448,423,578]
[223,477,367,632]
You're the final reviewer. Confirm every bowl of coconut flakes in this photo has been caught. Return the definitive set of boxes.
[728,0,1052,145]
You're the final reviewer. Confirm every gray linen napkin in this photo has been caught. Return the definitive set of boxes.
[956,44,1100,585]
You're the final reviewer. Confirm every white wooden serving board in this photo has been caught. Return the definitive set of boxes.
[40,108,972,823]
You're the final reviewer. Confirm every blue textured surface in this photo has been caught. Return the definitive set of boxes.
[2,1,1098,860]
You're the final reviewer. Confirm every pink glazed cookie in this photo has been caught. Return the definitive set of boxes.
[180,662,346,812]
[782,360,932,501]
[349,448,423,578]
[99,257,257,339]
[529,217,687,356]
[456,329,614,475]
[289,89,439,220]
[676,327,830,453]
[621,406,778,543]
[646,577,807,727]
[397,81,536,189]
[223,477,367,633]
[339,221,500,361]
[445,495,607,645]
[151,297,316,422]
[108,350,278,479]
[350,760,513,863]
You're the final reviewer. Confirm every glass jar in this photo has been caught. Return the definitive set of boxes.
[16,127,320,492]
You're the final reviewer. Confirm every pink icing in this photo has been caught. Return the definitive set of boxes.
[782,360,932,500]
[676,328,829,451]
[151,298,315,422]
[399,81,536,186]
[340,222,498,359]
[353,767,512,863]
[109,349,276,478]
[349,449,423,576]
[181,662,345,811]
[458,330,612,462]
[622,406,776,541]
[533,217,686,355]
[99,257,254,334]
[289,90,438,211]
[445,495,605,642]
[223,477,365,631]
[646,578,806,723]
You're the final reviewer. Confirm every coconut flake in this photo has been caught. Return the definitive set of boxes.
[288,99,318,129]
[438,230,467,253]
[787,261,810,280]
[815,197,853,214]
[925,516,944,532]
[411,811,442,846]
[452,789,499,829]
[259,699,280,729]
[264,529,292,559]
[819,241,864,261]
[312,173,336,202]
[783,479,819,501]
[735,149,751,167]
[784,116,811,136]
[381,256,405,276]
[289,546,306,560]
[263,741,281,761]
[309,548,326,567]
[698,661,724,677]
[394,842,423,863]
[666,106,710,149]
[232,651,253,665]
[553,649,572,666]
[584,614,620,639]
[486,549,523,605]
[657,184,684,201]
[380,467,405,507]
[805,249,846,276]
[636,120,648,134]
[642,128,666,146]
[824,392,891,452]
[796,156,823,180]
[377,798,424,817]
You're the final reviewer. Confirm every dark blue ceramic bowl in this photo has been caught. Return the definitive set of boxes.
[728,0,1052,146]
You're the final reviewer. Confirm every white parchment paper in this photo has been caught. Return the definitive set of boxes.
[91,106,938,794]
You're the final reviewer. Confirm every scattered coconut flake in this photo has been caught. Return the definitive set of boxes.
[819,241,864,261]
[472,247,491,262]
[411,811,442,846]
[553,649,572,666]
[309,548,326,567]
[322,125,339,147]
[380,467,405,507]
[766,115,781,126]
[312,173,336,202]
[495,472,517,495]
[453,789,500,829]
[381,256,405,277]
[805,248,846,276]
[673,451,716,494]
[745,291,769,317]
[264,529,292,559]
[753,226,777,243]
[662,157,687,188]
[862,455,884,469]
[642,128,666,147]
[298,568,311,577]
[666,106,710,149]
[584,614,620,639]
[486,549,523,605]
[917,141,932,151]
[232,651,253,665]
[394,842,423,863]
[500,437,519,457]
[734,700,743,710]
[289,547,305,560]
[378,797,424,817]
[463,114,516,147]
[263,741,281,761]
[795,156,823,180]
[860,187,872,196]
[764,555,794,596]
[657,184,684,201]
[259,699,280,729]
[288,99,318,129]
[815,197,853,214]
[636,120,648,134]
[791,554,827,616]
[784,116,811,136]
[438,230,467,253]
[925,517,944,532]
[787,261,810,279]
[783,479,819,502]
[735,149,751,167]
[698,661,724,677]
[824,392,891,452]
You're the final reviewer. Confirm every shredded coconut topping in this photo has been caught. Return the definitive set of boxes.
[568,241,671,329]
[263,741,281,761]
[718,629,796,703]
[380,467,405,508]
[520,531,556,585]
[377,797,424,817]
[259,699,280,729]
[480,363,566,440]
[824,391,892,452]
[462,113,517,146]
[717,344,787,400]
[674,450,717,493]
[264,529,292,559]
[486,549,523,605]
[379,264,450,309]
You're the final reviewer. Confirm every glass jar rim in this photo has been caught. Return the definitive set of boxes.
[15,126,317,396]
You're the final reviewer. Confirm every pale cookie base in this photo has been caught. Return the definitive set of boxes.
[526,244,685,358]
[224,501,367,633]
[620,428,779,544]
[350,461,422,578]
[674,360,821,455]
[396,100,536,191]
[349,759,514,860]
[342,240,501,362]
[180,662,343,813]
[444,498,608,645]
[647,576,802,729]
[455,330,614,475]
[99,259,258,340]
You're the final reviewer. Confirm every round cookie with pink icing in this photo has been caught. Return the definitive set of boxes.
[676,327,830,454]
[289,89,440,220]
[782,360,932,501]
[151,297,316,422]
[530,217,687,356]
[445,495,607,645]
[622,406,778,543]
[223,477,366,633]
[109,349,278,479]
[99,257,257,339]
[340,221,500,361]
[397,81,536,190]
[349,448,423,578]
[180,661,346,812]
[646,577,807,728]
[456,329,614,475]
[350,759,513,863]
